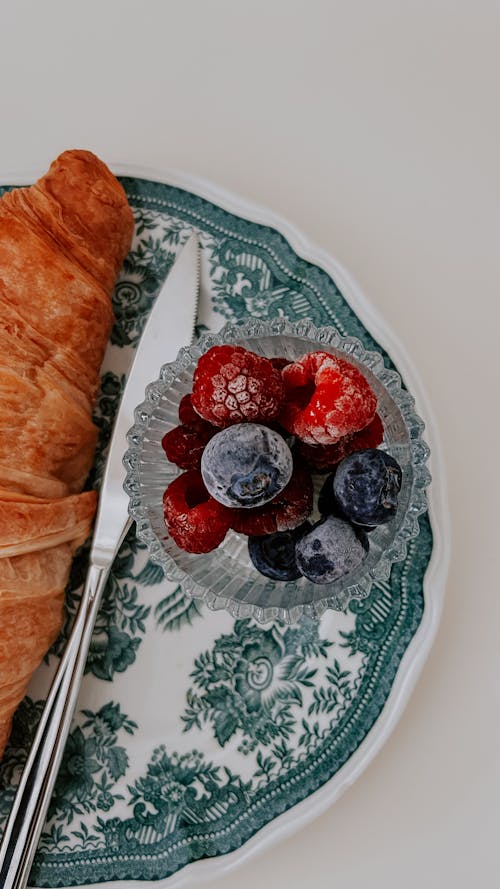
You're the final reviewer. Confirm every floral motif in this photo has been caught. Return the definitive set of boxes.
[54,526,152,679]
[45,702,136,824]
[53,729,100,808]
[111,214,191,347]
[112,248,173,347]
[154,585,202,633]
[233,629,285,712]
[127,747,247,835]
[182,619,326,748]
[0,697,45,822]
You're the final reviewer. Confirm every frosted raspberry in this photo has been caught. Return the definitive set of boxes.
[270,356,291,371]
[163,470,232,553]
[279,351,377,445]
[231,464,313,536]
[296,413,384,472]
[178,393,212,433]
[192,345,284,427]
[162,423,215,470]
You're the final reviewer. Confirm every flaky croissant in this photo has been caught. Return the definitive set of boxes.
[0,150,134,758]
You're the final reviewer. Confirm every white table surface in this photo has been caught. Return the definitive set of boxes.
[1,1,499,887]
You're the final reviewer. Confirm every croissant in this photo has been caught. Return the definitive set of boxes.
[0,150,134,758]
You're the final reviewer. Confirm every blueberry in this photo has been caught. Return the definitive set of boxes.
[318,472,341,517]
[248,522,311,581]
[333,448,402,526]
[295,517,369,585]
[318,472,377,532]
[201,423,293,508]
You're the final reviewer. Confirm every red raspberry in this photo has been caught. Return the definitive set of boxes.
[270,356,291,371]
[279,351,377,445]
[296,413,384,472]
[231,464,313,536]
[163,470,232,553]
[192,345,284,427]
[178,393,212,433]
[162,423,215,470]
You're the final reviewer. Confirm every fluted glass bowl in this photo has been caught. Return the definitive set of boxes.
[123,319,431,623]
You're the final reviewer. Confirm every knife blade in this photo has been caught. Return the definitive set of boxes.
[0,230,201,889]
[92,229,200,565]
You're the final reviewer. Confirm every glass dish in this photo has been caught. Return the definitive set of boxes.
[123,318,431,623]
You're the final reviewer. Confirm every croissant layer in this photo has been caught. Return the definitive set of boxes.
[0,150,134,760]
[0,490,97,557]
[0,544,76,754]
[0,295,97,412]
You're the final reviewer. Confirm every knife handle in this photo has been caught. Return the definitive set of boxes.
[0,520,130,889]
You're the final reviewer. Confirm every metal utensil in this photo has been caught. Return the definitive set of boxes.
[0,231,201,889]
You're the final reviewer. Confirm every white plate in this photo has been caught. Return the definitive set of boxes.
[0,166,450,889]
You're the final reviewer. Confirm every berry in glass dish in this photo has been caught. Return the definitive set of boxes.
[192,344,284,427]
[201,422,293,508]
[248,522,312,582]
[230,462,313,536]
[295,516,369,584]
[162,470,232,554]
[279,350,377,445]
[333,448,403,527]
[124,318,430,623]
[296,413,384,472]
[161,423,215,471]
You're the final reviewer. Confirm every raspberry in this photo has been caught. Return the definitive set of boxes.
[270,356,291,371]
[279,351,377,445]
[231,463,313,536]
[162,423,215,470]
[296,413,384,471]
[192,345,284,427]
[163,470,232,553]
[178,393,212,433]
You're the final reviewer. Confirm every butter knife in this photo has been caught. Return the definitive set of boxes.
[0,231,201,889]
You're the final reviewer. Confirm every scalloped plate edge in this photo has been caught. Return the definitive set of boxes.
[0,164,450,889]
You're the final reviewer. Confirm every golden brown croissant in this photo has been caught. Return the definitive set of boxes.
[0,149,134,758]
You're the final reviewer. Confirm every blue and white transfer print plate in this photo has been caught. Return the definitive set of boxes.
[0,168,447,889]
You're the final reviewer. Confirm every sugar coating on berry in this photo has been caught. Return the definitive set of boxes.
[279,351,377,445]
[192,345,284,427]
[162,423,215,471]
[163,470,232,553]
[295,516,369,584]
[201,423,293,508]
[297,413,384,471]
[231,463,313,536]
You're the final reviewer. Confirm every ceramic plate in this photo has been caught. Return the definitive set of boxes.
[0,167,449,889]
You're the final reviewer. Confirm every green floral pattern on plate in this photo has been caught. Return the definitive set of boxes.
[0,177,433,887]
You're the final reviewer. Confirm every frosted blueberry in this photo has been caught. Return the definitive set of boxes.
[333,448,402,526]
[248,522,311,582]
[201,423,293,508]
[295,516,368,584]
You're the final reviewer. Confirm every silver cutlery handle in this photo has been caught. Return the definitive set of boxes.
[0,518,131,889]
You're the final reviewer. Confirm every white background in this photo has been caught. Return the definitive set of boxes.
[1,1,499,887]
